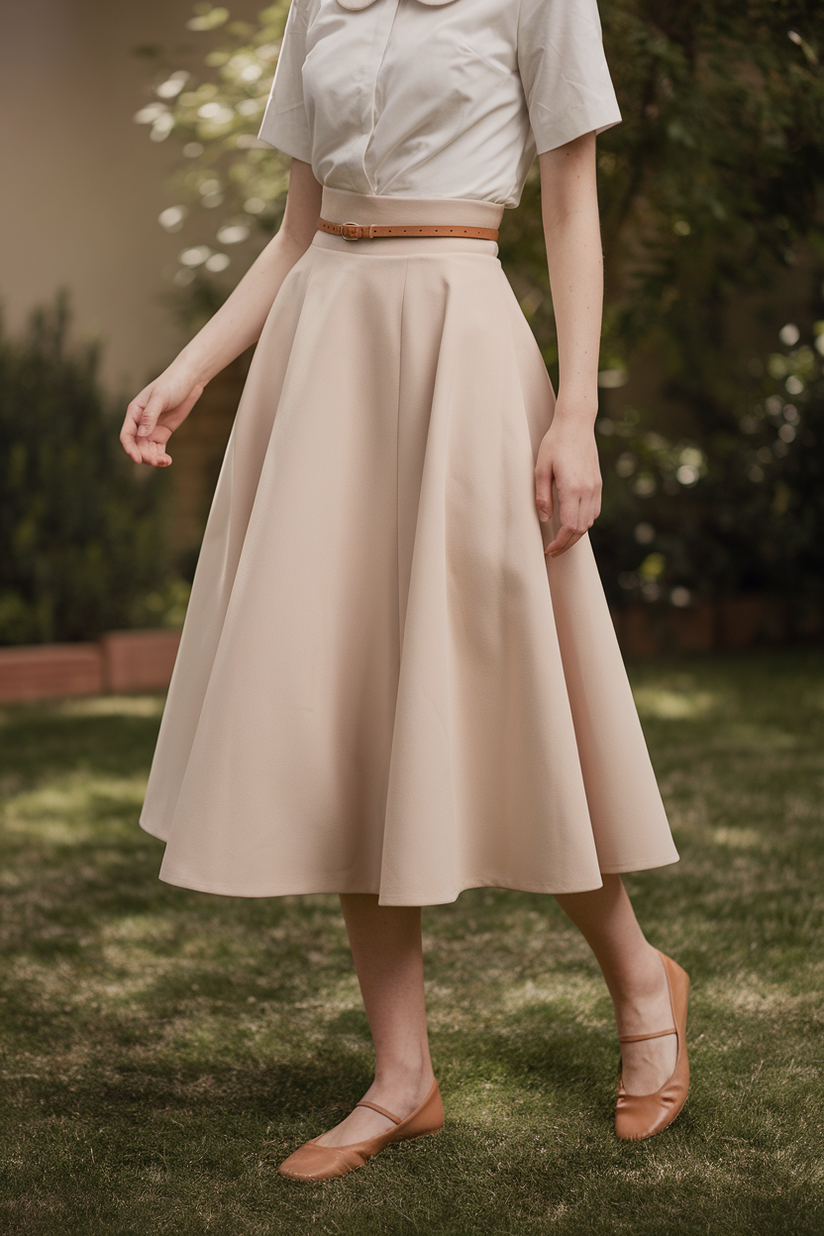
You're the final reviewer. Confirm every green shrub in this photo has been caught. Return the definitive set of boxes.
[0,293,173,645]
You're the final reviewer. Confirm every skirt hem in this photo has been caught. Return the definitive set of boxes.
[141,816,679,906]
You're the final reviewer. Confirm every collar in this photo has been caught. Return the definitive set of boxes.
[336,0,460,9]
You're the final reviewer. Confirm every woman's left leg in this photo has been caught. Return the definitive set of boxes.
[312,894,436,1149]
[554,874,678,1095]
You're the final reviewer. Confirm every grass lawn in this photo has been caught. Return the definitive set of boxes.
[1,650,823,1235]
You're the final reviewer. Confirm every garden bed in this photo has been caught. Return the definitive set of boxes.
[612,594,820,659]
[0,629,181,702]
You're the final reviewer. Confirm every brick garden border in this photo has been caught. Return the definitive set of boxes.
[0,630,182,702]
[611,594,819,659]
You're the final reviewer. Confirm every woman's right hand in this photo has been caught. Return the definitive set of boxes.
[120,364,204,467]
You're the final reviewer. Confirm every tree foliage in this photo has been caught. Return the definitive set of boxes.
[133,3,291,327]
[0,295,174,645]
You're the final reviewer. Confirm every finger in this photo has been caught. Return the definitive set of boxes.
[119,427,143,464]
[141,439,172,468]
[136,388,167,438]
[547,487,601,556]
[121,386,153,449]
[121,414,158,466]
[120,400,146,460]
[545,492,580,555]
[545,523,576,556]
[535,460,554,523]
[578,493,600,532]
[548,528,586,557]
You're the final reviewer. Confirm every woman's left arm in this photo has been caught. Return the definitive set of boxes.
[534,131,603,557]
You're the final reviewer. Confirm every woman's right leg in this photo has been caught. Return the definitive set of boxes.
[313,894,436,1148]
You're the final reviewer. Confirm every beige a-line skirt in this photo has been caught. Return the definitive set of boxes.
[139,187,679,905]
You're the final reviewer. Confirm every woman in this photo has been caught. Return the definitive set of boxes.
[121,0,689,1181]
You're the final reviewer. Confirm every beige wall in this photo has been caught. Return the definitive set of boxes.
[0,0,260,397]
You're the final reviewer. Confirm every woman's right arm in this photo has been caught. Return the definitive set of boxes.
[120,158,322,468]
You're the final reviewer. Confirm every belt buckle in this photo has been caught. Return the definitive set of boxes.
[340,221,363,241]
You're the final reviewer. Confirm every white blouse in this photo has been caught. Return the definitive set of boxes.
[258,0,621,209]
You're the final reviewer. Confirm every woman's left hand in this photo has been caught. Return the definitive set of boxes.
[535,410,602,557]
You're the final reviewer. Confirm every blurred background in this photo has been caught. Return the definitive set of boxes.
[2,0,824,665]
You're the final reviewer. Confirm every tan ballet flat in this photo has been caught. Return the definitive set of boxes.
[277,1079,444,1181]
[615,951,690,1141]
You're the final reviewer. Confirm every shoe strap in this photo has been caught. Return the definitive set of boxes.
[618,1027,676,1044]
[354,1099,402,1124]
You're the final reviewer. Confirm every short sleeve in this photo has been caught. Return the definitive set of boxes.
[257,0,313,162]
[517,0,621,155]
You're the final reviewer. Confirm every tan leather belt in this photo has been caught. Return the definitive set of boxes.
[318,217,499,242]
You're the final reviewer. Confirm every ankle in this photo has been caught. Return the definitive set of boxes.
[371,1058,435,1094]
[610,947,669,1024]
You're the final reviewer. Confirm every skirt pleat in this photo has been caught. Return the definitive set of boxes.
[139,189,678,904]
